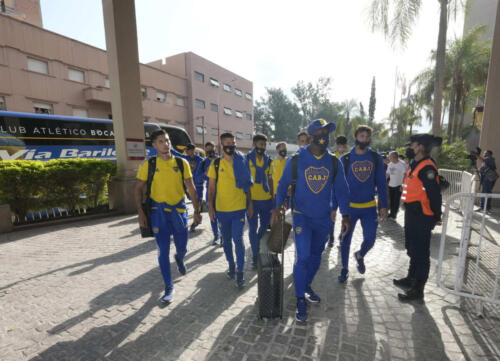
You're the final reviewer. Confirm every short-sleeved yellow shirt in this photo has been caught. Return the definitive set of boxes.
[271,158,287,196]
[208,158,247,212]
[137,156,192,205]
[248,156,272,201]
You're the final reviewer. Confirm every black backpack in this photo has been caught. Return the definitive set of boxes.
[290,153,338,210]
[146,156,186,196]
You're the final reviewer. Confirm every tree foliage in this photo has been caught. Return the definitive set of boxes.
[368,77,376,125]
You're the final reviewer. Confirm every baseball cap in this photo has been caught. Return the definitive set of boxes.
[307,119,336,135]
[406,134,443,147]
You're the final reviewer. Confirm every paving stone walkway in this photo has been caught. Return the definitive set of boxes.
[0,207,499,361]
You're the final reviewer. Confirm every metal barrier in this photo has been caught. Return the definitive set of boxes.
[440,169,476,213]
[436,192,500,316]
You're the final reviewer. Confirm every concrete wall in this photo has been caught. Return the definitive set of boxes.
[0,14,188,126]
[464,0,498,40]
[148,52,254,150]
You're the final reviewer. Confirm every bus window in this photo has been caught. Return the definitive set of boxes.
[158,124,191,152]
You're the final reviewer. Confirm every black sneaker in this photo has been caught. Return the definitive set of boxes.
[354,251,366,274]
[174,254,187,275]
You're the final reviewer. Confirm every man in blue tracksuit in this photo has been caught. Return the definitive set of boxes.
[198,141,220,245]
[247,133,274,269]
[185,143,204,231]
[273,119,351,322]
[338,125,388,283]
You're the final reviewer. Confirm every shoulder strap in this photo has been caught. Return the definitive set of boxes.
[214,157,221,184]
[343,153,350,177]
[291,154,299,210]
[331,154,338,181]
[370,150,379,170]
[174,156,187,194]
[145,157,157,201]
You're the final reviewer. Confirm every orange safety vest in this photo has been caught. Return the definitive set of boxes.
[401,158,440,216]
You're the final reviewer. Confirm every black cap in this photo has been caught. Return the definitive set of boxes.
[406,134,443,148]
[186,143,195,150]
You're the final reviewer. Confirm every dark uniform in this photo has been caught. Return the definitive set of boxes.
[394,134,442,302]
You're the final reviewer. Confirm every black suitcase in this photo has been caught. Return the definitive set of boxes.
[257,252,283,319]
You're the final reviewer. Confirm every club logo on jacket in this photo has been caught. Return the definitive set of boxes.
[305,166,330,194]
[352,160,373,182]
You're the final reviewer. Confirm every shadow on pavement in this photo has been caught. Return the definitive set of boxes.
[47,247,220,335]
[0,240,156,291]
[411,303,451,361]
[442,302,500,361]
[105,273,259,361]
[206,274,301,361]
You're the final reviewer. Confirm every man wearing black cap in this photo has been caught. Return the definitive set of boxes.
[394,134,442,302]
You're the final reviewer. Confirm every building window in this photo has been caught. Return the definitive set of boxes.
[209,78,220,87]
[236,132,243,140]
[0,96,6,110]
[195,99,206,109]
[72,108,88,118]
[156,91,166,102]
[194,71,204,82]
[223,107,232,115]
[176,97,185,107]
[33,102,53,114]
[234,88,243,97]
[210,103,218,112]
[223,84,231,92]
[104,77,110,88]
[211,128,218,136]
[245,92,252,100]
[246,113,252,121]
[141,87,147,98]
[247,134,253,140]
[235,111,243,118]
[68,68,85,83]
[27,57,48,74]
[196,125,207,134]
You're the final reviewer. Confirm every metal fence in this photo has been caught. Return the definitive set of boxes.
[440,169,476,213]
[436,192,500,316]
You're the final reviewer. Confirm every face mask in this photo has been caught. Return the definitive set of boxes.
[312,134,329,150]
[223,145,236,156]
[405,147,415,159]
[255,147,265,155]
[206,150,215,158]
[279,150,287,157]
[355,140,370,150]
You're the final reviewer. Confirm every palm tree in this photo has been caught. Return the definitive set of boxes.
[413,26,491,142]
[369,0,463,136]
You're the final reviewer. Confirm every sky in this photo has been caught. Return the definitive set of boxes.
[41,0,465,132]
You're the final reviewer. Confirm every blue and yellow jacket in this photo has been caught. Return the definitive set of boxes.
[276,146,350,218]
[341,147,388,209]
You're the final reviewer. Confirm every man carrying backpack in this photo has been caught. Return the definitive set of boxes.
[247,133,273,269]
[338,125,388,283]
[185,144,204,232]
[197,141,220,245]
[272,119,350,322]
[135,130,201,304]
[208,132,253,287]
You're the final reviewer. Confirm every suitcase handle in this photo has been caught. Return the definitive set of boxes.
[280,207,285,319]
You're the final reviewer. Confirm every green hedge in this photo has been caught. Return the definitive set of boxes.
[0,159,117,221]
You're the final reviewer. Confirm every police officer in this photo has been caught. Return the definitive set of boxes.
[272,119,350,322]
[394,134,442,302]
